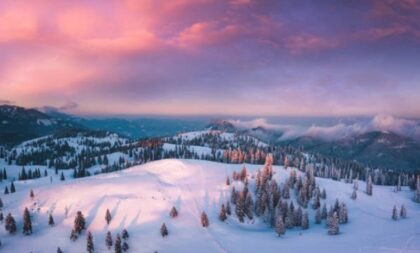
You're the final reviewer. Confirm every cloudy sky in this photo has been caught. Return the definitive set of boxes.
[0,0,419,117]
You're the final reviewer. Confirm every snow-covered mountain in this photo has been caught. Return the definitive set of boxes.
[0,159,419,252]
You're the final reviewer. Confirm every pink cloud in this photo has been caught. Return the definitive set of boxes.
[284,34,338,54]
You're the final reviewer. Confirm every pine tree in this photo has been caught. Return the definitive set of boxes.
[366,175,373,196]
[415,176,420,203]
[23,207,32,235]
[351,189,357,200]
[74,211,86,234]
[5,213,16,234]
[70,229,78,241]
[235,193,245,223]
[0,197,3,208]
[30,189,35,199]
[302,211,309,230]
[170,206,178,218]
[105,209,112,225]
[226,176,230,186]
[315,207,321,224]
[106,231,113,249]
[160,223,168,237]
[338,203,348,224]
[328,212,339,235]
[201,211,209,227]
[392,205,398,220]
[57,247,63,253]
[294,207,303,227]
[49,214,55,226]
[275,215,285,236]
[219,204,227,221]
[396,176,401,192]
[4,186,9,194]
[86,231,94,253]
[226,202,231,215]
[400,205,407,218]
[10,181,15,193]
[285,214,294,229]
[353,180,358,191]
[0,212,3,222]
[321,188,327,199]
[122,229,129,240]
[114,234,122,253]
[60,172,65,181]
[122,241,129,252]
[321,203,327,220]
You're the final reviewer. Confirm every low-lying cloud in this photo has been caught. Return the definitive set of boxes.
[227,115,420,142]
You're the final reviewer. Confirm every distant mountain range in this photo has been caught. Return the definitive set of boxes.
[208,119,420,170]
[0,105,207,146]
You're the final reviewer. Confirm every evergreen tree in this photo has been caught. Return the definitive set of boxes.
[170,206,178,218]
[122,229,129,240]
[226,202,231,215]
[366,175,373,196]
[353,180,358,191]
[23,207,32,235]
[74,211,86,234]
[400,204,407,218]
[105,209,112,225]
[235,193,245,223]
[160,223,168,237]
[302,211,309,230]
[60,172,65,181]
[315,207,321,224]
[275,215,285,236]
[106,231,113,249]
[338,203,348,224]
[285,214,294,229]
[321,188,327,199]
[201,211,209,227]
[0,212,3,222]
[415,176,420,203]
[70,229,78,241]
[10,181,15,193]
[0,197,3,208]
[57,247,63,253]
[30,189,34,199]
[5,213,16,234]
[219,204,227,221]
[351,189,357,200]
[294,207,303,227]
[4,186,9,195]
[396,176,401,192]
[392,205,398,220]
[226,176,230,186]
[122,241,129,252]
[114,234,122,253]
[328,212,339,235]
[49,214,55,226]
[86,231,94,253]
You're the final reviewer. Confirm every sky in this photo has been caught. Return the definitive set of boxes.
[0,0,419,117]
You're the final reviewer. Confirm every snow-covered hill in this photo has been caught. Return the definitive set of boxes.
[0,159,418,253]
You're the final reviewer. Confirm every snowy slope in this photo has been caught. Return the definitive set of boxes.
[0,159,419,253]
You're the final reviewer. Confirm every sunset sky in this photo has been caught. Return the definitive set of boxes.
[0,0,419,117]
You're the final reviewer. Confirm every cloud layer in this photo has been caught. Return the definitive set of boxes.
[228,115,420,141]
[0,0,419,116]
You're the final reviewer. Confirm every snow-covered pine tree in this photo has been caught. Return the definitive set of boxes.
[283,183,290,199]
[160,223,168,237]
[226,176,230,186]
[230,187,238,204]
[122,229,129,240]
[302,211,309,230]
[353,180,358,191]
[415,176,420,203]
[235,192,245,223]
[219,204,227,221]
[122,241,129,252]
[0,197,3,208]
[294,207,303,227]
[86,231,94,253]
[351,189,357,200]
[0,212,3,222]
[49,214,55,226]
[392,205,398,220]
[201,211,209,227]
[114,234,122,253]
[70,229,78,241]
[5,213,16,234]
[400,205,407,218]
[74,211,86,234]
[23,207,32,235]
[328,212,339,235]
[338,203,348,224]
[57,247,63,253]
[30,189,34,199]
[366,175,373,196]
[275,215,285,236]
[10,181,15,193]
[396,175,401,192]
[4,186,9,194]
[285,213,294,229]
[321,188,327,199]
[170,206,178,218]
[60,172,65,181]
[106,231,113,249]
[105,209,112,225]
[315,207,321,224]
[226,201,231,215]
[244,192,254,219]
